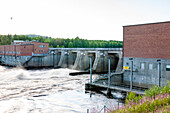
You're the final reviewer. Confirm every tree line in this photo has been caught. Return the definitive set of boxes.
[0,34,123,48]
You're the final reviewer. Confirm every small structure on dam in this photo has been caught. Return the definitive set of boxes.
[0,40,49,66]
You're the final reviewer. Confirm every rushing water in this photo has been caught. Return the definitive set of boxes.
[0,66,120,113]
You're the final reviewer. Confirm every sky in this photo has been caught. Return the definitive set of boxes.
[0,0,170,41]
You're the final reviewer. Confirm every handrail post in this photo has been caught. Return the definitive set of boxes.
[104,105,106,113]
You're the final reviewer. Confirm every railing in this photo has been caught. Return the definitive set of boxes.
[87,105,114,113]
[49,48,123,51]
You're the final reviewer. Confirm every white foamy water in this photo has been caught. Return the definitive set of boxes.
[0,66,119,113]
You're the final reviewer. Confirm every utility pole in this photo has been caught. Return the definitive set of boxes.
[107,57,111,96]
[10,17,13,43]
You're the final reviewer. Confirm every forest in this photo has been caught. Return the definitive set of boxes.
[0,34,123,48]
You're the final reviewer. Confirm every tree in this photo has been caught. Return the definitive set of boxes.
[68,42,73,48]
[0,35,123,48]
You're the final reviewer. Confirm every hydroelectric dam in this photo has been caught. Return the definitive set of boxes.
[24,48,123,73]
[0,48,122,73]
[0,41,122,73]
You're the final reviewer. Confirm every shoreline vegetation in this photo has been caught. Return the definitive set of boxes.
[109,81,170,113]
[91,81,170,113]
[0,34,123,48]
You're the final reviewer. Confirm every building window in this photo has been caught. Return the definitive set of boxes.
[39,45,45,48]
[39,50,43,52]
[9,51,11,54]
[3,51,4,53]
[13,51,15,54]
[126,62,129,66]
[6,51,8,54]
[140,63,145,69]
[0,51,1,53]
[148,63,153,70]
[166,65,170,71]
[17,51,20,54]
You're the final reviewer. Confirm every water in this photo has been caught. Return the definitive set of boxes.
[0,66,120,113]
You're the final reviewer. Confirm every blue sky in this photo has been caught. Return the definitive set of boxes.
[0,0,169,41]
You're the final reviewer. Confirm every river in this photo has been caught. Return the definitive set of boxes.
[0,66,121,113]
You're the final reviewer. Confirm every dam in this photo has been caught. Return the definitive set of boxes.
[0,41,123,73]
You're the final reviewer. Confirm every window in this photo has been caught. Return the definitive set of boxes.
[17,51,20,54]
[39,45,45,48]
[3,51,4,53]
[13,51,15,54]
[39,50,43,52]
[9,51,11,54]
[6,51,8,54]
[140,63,145,69]
[166,65,170,71]
[148,63,153,70]
[0,51,1,53]
[126,62,129,66]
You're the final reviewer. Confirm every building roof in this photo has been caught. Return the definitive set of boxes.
[14,40,24,42]
[123,21,170,27]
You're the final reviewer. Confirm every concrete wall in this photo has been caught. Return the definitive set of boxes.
[0,55,32,66]
[123,57,170,88]
[24,55,54,67]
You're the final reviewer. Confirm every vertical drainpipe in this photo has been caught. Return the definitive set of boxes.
[4,45,5,61]
[90,56,92,84]
[15,45,16,66]
[5,46,6,63]
[53,51,55,67]
[157,60,161,87]
[129,58,133,91]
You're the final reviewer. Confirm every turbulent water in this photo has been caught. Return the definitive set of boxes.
[0,66,119,113]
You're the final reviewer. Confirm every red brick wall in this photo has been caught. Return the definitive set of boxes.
[33,42,49,54]
[16,45,21,56]
[20,45,34,56]
[0,45,4,55]
[123,22,170,59]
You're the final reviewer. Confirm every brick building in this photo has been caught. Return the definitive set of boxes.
[0,41,49,66]
[123,21,170,88]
